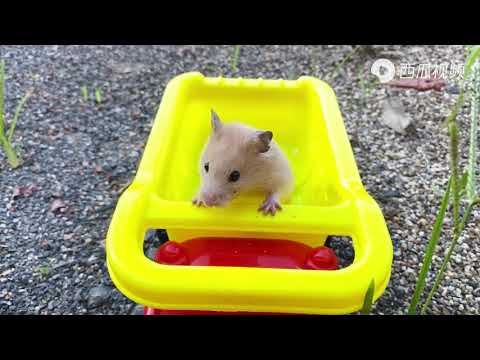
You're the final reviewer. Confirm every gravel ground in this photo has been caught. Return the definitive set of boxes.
[0,45,478,315]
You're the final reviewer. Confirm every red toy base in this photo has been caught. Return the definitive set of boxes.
[144,237,339,315]
[144,308,284,315]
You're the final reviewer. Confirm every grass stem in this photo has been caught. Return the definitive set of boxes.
[420,199,480,314]
[407,177,452,314]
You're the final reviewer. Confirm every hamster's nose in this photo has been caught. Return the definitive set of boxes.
[203,193,219,206]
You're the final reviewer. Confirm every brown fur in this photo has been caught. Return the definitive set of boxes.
[193,110,294,210]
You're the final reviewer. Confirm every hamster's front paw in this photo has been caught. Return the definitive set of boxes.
[258,193,282,216]
[192,195,206,207]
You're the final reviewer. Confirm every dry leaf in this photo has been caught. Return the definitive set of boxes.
[12,185,39,200]
[381,97,413,134]
[23,185,39,196]
[50,198,66,213]
[12,188,22,199]
[47,128,64,140]
[94,164,103,174]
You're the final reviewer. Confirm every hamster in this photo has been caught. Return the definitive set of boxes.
[192,110,294,216]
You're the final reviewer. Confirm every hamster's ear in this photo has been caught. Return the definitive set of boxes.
[255,131,273,153]
[211,109,223,133]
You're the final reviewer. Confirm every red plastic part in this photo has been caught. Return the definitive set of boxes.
[144,308,283,315]
[303,247,338,270]
[154,238,338,270]
[156,242,190,265]
[145,237,339,315]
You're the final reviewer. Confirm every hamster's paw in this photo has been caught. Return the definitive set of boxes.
[192,196,206,207]
[258,193,282,216]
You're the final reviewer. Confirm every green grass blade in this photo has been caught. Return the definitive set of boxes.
[441,46,480,129]
[467,62,480,201]
[407,177,452,315]
[0,59,21,169]
[0,59,5,136]
[360,278,375,315]
[287,68,298,81]
[331,45,359,81]
[366,78,380,96]
[421,198,480,314]
[358,66,367,106]
[464,45,480,80]
[81,86,88,101]
[0,133,20,168]
[442,89,465,129]
[95,88,102,104]
[459,170,468,199]
[449,121,460,237]
[7,89,32,142]
[230,45,240,72]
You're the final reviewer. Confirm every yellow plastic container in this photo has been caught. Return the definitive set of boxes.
[106,72,393,315]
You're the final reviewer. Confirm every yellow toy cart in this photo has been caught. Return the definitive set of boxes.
[106,72,393,315]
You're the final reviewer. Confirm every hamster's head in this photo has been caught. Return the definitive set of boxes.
[196,110,273,207]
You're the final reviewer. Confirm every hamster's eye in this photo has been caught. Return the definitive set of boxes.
[204,163,209,172]
[229,170,240,182]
